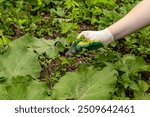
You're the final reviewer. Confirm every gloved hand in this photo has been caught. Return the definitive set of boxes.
[76,28,114,50]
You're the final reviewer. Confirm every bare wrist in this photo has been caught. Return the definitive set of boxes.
[107,26,118,40]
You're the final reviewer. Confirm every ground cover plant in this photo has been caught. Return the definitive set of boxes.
[0,0,150,100]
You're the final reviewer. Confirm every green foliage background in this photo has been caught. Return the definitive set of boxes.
[0,0,150,100]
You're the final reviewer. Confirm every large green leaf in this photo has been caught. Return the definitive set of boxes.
[28,38,63,59]
[0,34,41,79]
[51,65,117,100]
[0,76,51,100]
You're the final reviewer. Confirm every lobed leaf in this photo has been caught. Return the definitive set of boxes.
[28,38,63,59]
[51,65,117,100]
[0,34,41,79]
[0,76,50,100]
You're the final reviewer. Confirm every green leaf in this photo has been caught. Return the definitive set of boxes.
[142,94,150,100]
[64,0,79,9]
[0,84,8,100]
[26,79,50,100]
[0,34,41,79]
[134,80,149,100]
[135,93,150,100]
[139,94,150,100]
[129,81,139,91]
[51,65,117,100]
[121,73,131,88]
[6,84,27,100]
[28,38,62,59]
[115,54,150,73]
[137,80,149,92]
[61,22,73,34]
[0,35,10,46]
[0,76,50,100]
[37,0,42,6]
[56,7,65,17]
[0,0,5,3]
[6,75,31,84]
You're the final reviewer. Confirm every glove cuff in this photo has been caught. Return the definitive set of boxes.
[102,28,114,44]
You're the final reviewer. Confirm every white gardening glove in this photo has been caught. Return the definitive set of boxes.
[76,28,114,50]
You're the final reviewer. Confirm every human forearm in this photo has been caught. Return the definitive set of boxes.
[76,0,150,49]
[108,0,150,40]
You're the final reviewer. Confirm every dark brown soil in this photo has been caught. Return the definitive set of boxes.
[79,23,96,32]
[11,24,24,40]
[39,51,95,87]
